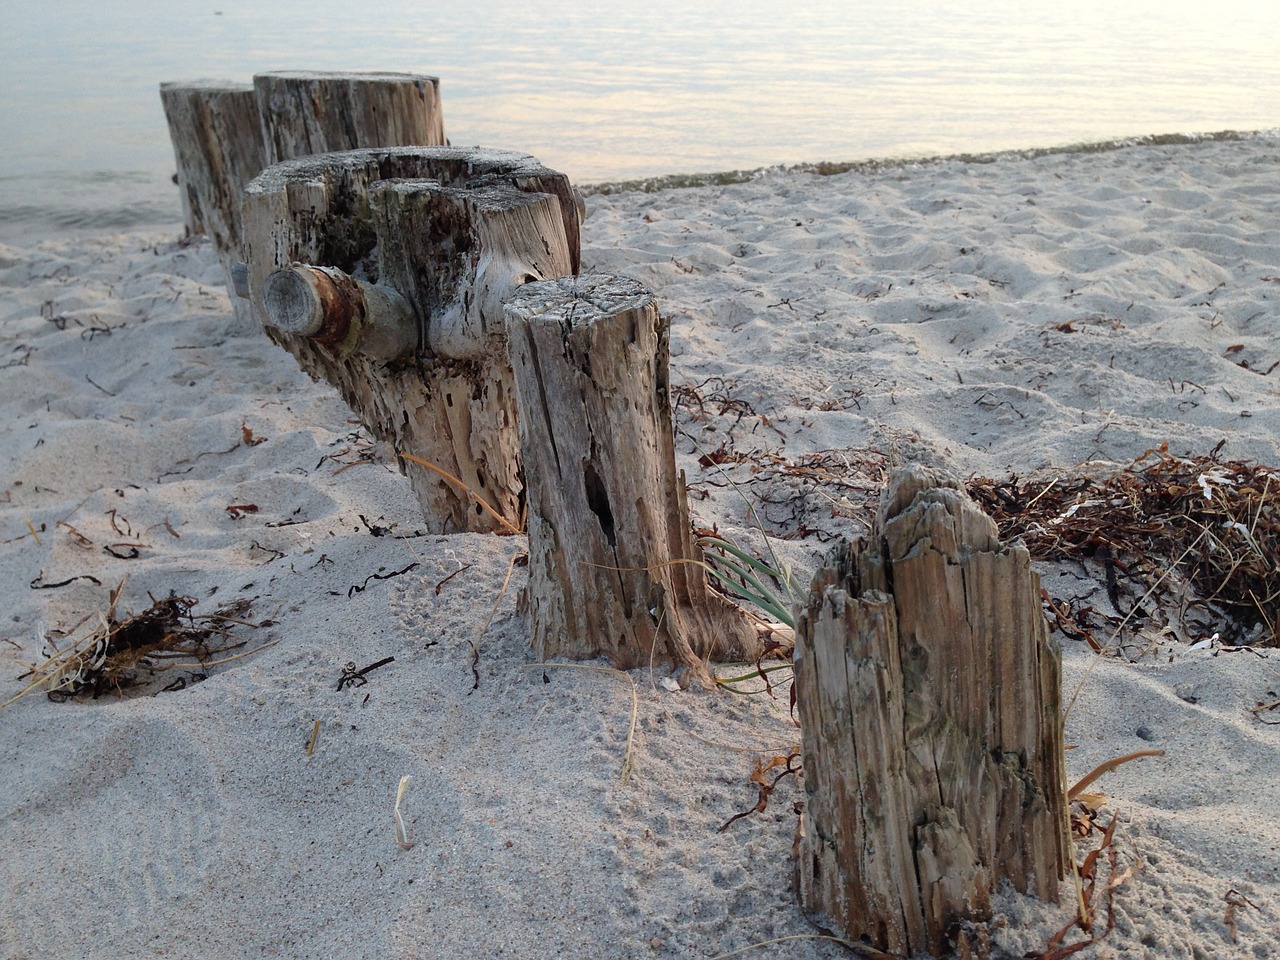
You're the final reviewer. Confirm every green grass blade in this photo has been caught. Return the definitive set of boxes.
[700,551,794,626]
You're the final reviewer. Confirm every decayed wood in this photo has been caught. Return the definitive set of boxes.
[162,72,448,327]
[372,180,569,360]
[505,274,760,681]
[159,80,266,245]
[241,147,580,533]
[793,465,1068,957]
[159,80,267,325]
[254,71,446,165]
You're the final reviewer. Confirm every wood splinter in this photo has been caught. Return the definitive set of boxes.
[263,264,416,363]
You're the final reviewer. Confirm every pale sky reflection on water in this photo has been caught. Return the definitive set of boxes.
[0,0,1276,183]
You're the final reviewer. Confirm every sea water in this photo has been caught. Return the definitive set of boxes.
[1,0,1277,240]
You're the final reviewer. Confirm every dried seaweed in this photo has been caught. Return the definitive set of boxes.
[1223,889,1257,943]
[672,376,769,435]
[6,580,269,705]
[718,747,802,833]
[336,656,395,691]
[1023,800,1137,960]
[672,375,889,540]
[346,562,420,598]
[969,446,1279,647]
[687,444,887,540]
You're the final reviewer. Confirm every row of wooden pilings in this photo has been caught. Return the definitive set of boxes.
[164,71,1069,958]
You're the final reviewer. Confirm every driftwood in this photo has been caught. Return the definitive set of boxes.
[505,275,760,681]
[793,466,1068,957]
[159,81,268,324]
[241,147,581,533]
[253,71,446,166]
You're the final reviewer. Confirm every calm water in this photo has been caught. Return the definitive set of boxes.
[1,0,1277,236]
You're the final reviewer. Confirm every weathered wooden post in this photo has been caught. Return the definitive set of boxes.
[160,80,269,325]
[161,71,449,325]
[241,147,582,534]
[793,466,1068,957]
[253,71,446,165]
[505,274,761,681]
[160,81,266,245]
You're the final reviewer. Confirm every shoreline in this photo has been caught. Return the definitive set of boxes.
[2,128,1278,244]
[584,127,1280,195]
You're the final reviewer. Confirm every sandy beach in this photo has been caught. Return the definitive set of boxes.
[2,135,1278,959]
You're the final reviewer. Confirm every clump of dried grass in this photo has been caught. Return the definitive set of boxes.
[969,445,1279,647]
[4,578,270,706]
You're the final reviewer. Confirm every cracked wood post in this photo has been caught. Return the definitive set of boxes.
[253,71,446,165]
[241,147,581,533]
[504,274,761,682]
[159,80,268,326]
[792,465,1068,958]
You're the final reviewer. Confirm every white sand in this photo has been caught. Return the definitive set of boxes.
[2,137,1278,959]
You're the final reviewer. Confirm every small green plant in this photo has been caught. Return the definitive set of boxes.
[677,422,808,694]
[697,533,803,697]
[698,534,802,631]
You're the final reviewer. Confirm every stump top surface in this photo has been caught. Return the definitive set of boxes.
[244,146,557,195]
[254,70,441,85]
[506,275,652,323]
[160,79,254,92]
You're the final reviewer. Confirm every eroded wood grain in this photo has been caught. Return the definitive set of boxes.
[506,275,760,680]
[794,465,1068,957]
[241,147,580,533]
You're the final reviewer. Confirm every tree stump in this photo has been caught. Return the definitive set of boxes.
[505,274,760,681]
[792,466,1068,957]
[253,71,446,165]
[241,147,581,534]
